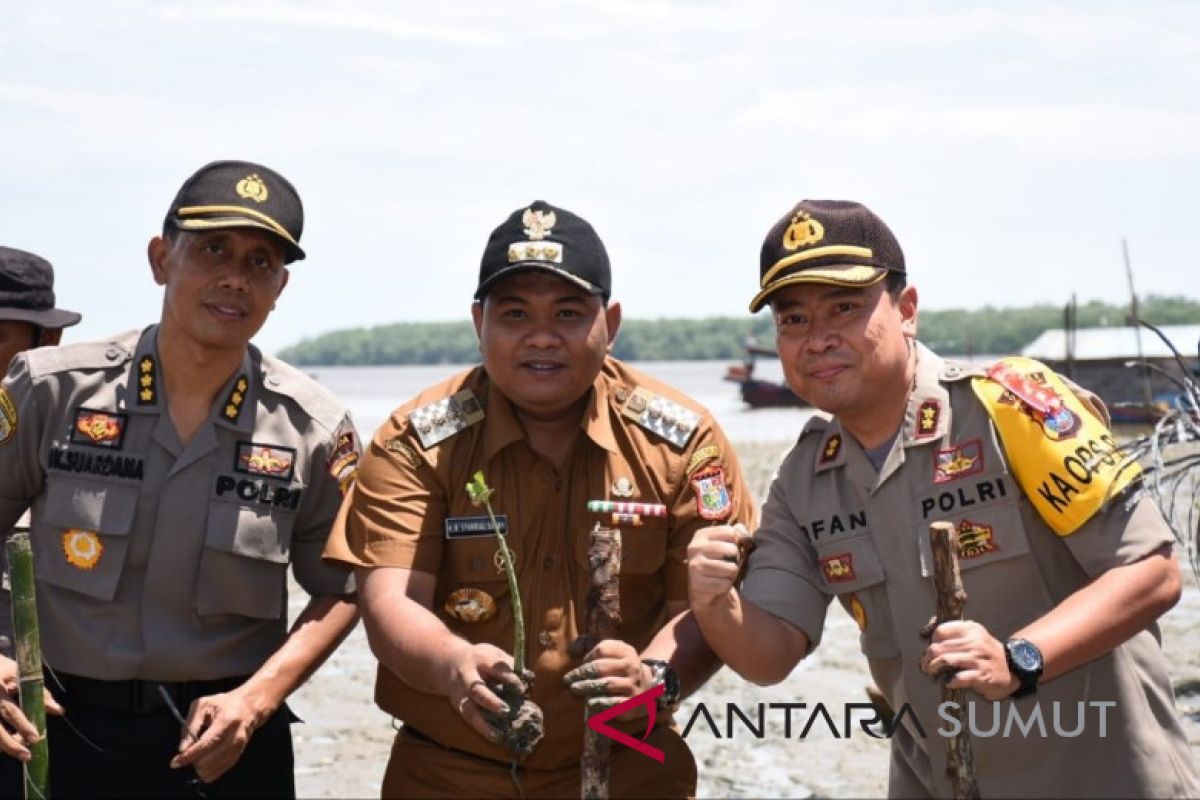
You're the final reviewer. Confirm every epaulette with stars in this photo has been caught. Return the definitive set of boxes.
[409,389,485,449]
[618,386,700,449]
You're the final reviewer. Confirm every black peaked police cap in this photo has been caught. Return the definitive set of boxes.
[750,199,905,312]
[165,160,306,264]
[475,200,612,302]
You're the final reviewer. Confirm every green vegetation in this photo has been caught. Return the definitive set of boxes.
[277,295,1200,366]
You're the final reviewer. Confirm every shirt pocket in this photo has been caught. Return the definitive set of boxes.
[916,499,1053,635]
[37,477,138,602]
[195,502,295,620]
[813,533,899,658]
[440,536,511,636]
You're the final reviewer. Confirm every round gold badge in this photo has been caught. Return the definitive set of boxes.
[444,588,497,623]
[62,529,103,570]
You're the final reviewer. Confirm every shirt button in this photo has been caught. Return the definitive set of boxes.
[105,348,119,361]
[537,631,554,648]
[266,376,280,387]
[542,556,554,569]
[615,389,627,403]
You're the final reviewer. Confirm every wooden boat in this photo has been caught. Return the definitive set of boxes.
[723,343,807,408]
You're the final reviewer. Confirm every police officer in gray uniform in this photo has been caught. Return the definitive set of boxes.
[0,246,83,657]
[0,161,359,798]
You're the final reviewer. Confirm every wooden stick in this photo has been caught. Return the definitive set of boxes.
[928,521,979,800]
[581,525,622,800]
[7,531,49,800]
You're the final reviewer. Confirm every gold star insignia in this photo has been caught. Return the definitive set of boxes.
[236,378,248,392]
[231,392,243,404]
[225,404,238,418]
[920,407,936,430]
[140,375,152,388]
[140,389,153,402]
[140,359,153,374]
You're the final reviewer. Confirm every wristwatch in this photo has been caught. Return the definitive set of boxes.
[641,659,682,711]
[1003,638,1044,699]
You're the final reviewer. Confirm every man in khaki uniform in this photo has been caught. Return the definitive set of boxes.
[0,246,82,656]
[0,161,359,798]
[688,199,1199,798]
[324,200,754,798]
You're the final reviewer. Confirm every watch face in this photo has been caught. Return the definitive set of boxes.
[1011,640,1042,671]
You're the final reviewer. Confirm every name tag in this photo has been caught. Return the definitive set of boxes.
[445,515,508,539]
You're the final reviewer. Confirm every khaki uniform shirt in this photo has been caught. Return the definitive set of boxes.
[742,344,1198,799]
[324,356,754,771]
[0,326,357,681]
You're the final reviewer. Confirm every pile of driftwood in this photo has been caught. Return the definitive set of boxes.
[1116,320,1200,581]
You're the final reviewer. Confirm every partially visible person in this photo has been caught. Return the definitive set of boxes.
[324,200,755,798]
[687,199,1199,798]
[0,246,82,654]
[0,161,359,798]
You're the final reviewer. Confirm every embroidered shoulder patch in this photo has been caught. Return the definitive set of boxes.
[690,465,733,521]
[409,389,485,449]
[620,387,700,449]
[0,387,18,447]
[326,430,360,495]
[685,444,721,475]
[972,356,1138,536]
[384,436,424,468]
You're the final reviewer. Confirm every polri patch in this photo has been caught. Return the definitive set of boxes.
[0,387,17,447]
[235,442,296,481]
[933,439,984,484]
[690,466,732,521]
[445,515,508,539]
[70,408,127,449]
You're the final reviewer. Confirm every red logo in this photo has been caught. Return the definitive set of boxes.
[586,683,665,762]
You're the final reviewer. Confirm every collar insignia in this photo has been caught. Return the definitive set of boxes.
[137,355,157,405]
[221,375,250,422]
[916,399,941,437]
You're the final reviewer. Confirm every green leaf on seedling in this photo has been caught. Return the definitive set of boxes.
[466,470,493,506]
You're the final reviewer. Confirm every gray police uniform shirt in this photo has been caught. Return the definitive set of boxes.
[741,343,1198,799]
[0,326,357,681]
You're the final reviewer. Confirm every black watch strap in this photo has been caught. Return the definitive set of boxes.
[641,659,681,710]
[1004,638,1043,699]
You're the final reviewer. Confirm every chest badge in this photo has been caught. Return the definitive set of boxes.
[611,477,635,498]
[71,408,127,449]
[62,530,103,570]
[957,520,998,559]
[236,442,296,481]
[444,588,497,623]
[820,552,855,583]
[933,439,984,484]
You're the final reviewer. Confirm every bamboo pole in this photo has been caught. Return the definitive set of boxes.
[7,531,48,799]
[928,521,979,800]
[581,525,622,800]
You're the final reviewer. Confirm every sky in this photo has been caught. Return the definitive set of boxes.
[2,1,1198,354]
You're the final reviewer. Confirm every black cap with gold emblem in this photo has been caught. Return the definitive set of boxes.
[475,200,611,302]
[165,160,306,263]
[749,199,904,312]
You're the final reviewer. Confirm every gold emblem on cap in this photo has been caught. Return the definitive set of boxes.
[236,174,269,204]
[521,207,557,240]
[782,211,825,251]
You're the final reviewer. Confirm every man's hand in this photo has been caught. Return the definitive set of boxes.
[687,523,751,610]
[921,620,1020,701]
[0,655,63,762]
[446,643,525,746]
[169,688,265,783]
[562,639,652,717]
